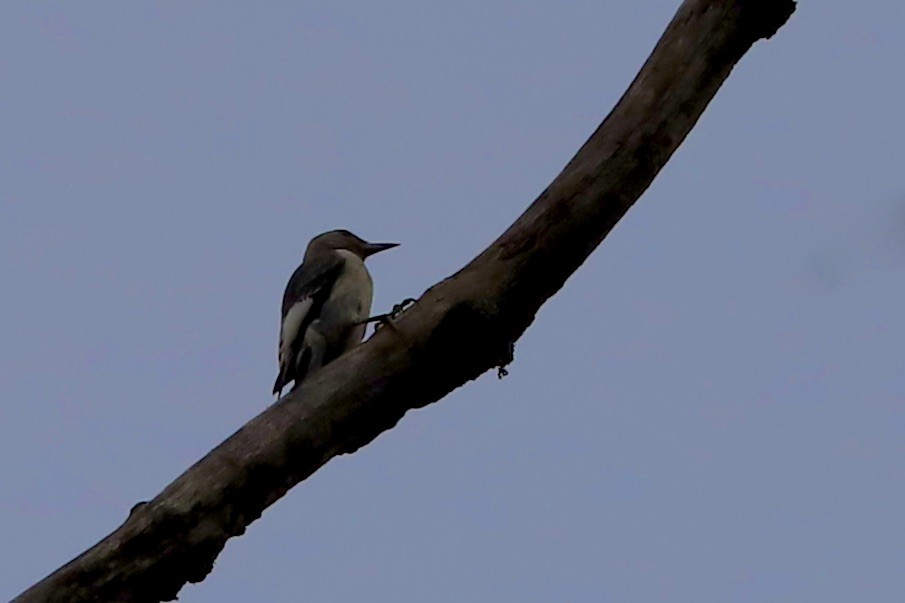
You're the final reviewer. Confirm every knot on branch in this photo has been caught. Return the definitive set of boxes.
[410,299,518,399]
[497,340,515,379]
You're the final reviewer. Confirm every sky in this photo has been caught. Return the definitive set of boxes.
[2,2,904,601]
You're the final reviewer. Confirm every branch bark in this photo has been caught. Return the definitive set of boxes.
[15,1,795,601]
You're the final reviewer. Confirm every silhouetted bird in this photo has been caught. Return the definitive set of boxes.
[273,229,398,397]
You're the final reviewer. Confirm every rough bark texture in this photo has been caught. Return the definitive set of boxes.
[15,1,795,601]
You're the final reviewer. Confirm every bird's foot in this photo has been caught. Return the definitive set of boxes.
[364,297,417,330]
[375,297,417,330]
[391,297,417,318]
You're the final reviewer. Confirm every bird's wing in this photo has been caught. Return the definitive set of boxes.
[280,253,344,315]
[273,254,344,395]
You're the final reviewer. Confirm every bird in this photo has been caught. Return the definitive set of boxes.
[273,229,398,397]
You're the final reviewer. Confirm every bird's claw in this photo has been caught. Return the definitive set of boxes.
[390,298,416,317]
[361,298,417,330]
[374,298,417,330]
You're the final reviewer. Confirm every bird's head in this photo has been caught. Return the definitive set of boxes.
[307,229,399,260]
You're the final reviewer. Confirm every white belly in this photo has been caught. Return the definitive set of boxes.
[326,250,374,324]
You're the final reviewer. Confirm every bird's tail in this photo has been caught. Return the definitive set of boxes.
[273,346,313,398]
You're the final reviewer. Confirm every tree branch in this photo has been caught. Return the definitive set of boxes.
[15,1,795,601]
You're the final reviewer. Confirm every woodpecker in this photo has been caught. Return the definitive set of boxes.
[273,229,398,397]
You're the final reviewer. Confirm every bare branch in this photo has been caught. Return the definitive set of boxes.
[15,1,796,601]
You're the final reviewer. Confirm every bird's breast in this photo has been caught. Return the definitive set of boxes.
[326,250,374,321]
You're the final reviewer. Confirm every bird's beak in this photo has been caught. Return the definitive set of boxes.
[362,242,399,257]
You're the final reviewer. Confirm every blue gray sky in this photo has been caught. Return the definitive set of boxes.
[2,2,904,601]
